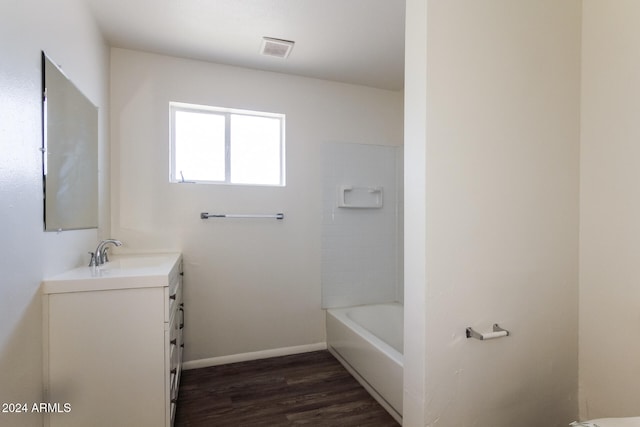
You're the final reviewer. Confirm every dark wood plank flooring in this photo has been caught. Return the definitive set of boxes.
[175,350,400,426]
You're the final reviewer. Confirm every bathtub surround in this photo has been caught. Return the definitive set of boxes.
[321,142,403,308]
[320,142,404,421]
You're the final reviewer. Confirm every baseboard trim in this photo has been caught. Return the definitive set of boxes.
[183,342,328,370]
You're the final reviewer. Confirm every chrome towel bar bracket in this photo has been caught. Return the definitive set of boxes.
[466,324,510,340]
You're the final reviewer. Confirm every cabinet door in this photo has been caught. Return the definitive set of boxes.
[46,287,166,427]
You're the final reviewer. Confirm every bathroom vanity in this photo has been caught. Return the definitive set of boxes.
[41,253,183,427]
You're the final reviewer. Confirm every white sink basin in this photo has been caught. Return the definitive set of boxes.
[42,253,182,294]
[102,255,171,270]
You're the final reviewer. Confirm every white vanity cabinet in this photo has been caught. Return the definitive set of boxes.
[41,253,184,427]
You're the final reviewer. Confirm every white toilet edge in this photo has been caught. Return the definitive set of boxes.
[586,417,640,427]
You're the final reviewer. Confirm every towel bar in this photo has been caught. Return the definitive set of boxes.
[200,212,284,220]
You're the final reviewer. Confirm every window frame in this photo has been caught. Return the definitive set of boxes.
[169,101,286,187]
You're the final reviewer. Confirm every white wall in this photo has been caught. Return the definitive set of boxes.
[404,0,581,425]
[109,48,403,362]
[580,1,640,419]
[0,1,109,425]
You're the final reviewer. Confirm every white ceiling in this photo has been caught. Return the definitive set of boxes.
[83,0,406,91]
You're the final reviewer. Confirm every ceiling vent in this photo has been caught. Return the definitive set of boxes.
[260,37,295,59]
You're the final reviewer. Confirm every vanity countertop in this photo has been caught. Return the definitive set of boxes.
[42,252,182,294]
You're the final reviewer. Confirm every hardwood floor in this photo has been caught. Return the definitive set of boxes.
[175,350,400,426]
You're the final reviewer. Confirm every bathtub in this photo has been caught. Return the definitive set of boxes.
[326,303,403,423]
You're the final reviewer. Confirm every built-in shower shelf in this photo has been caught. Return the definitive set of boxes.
[338,185,383,208]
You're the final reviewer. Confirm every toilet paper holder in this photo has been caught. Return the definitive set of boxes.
[466,324,510,340]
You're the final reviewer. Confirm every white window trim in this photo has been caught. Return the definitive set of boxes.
[169,101,286,186]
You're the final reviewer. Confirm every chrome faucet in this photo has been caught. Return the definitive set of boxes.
[89,239,123,267]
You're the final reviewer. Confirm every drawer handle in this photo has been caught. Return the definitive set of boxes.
[170,338,177,346]
[171,368,177,375]
[179,307,185,329]
[170,294,176,300]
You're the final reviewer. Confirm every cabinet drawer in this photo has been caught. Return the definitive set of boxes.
[169,303,182,342]
[167,261,182,322]
[169,320,182,375]
[168,299,183,407]
[169,279,182,324]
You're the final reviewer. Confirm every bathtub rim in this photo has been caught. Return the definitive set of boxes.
[326,302,404,365]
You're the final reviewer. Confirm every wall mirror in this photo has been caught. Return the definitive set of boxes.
[42,52,98,231]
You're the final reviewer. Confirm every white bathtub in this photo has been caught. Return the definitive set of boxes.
[326,303,403,423]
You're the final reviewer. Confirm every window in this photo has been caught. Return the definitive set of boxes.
[170,102,285,186]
